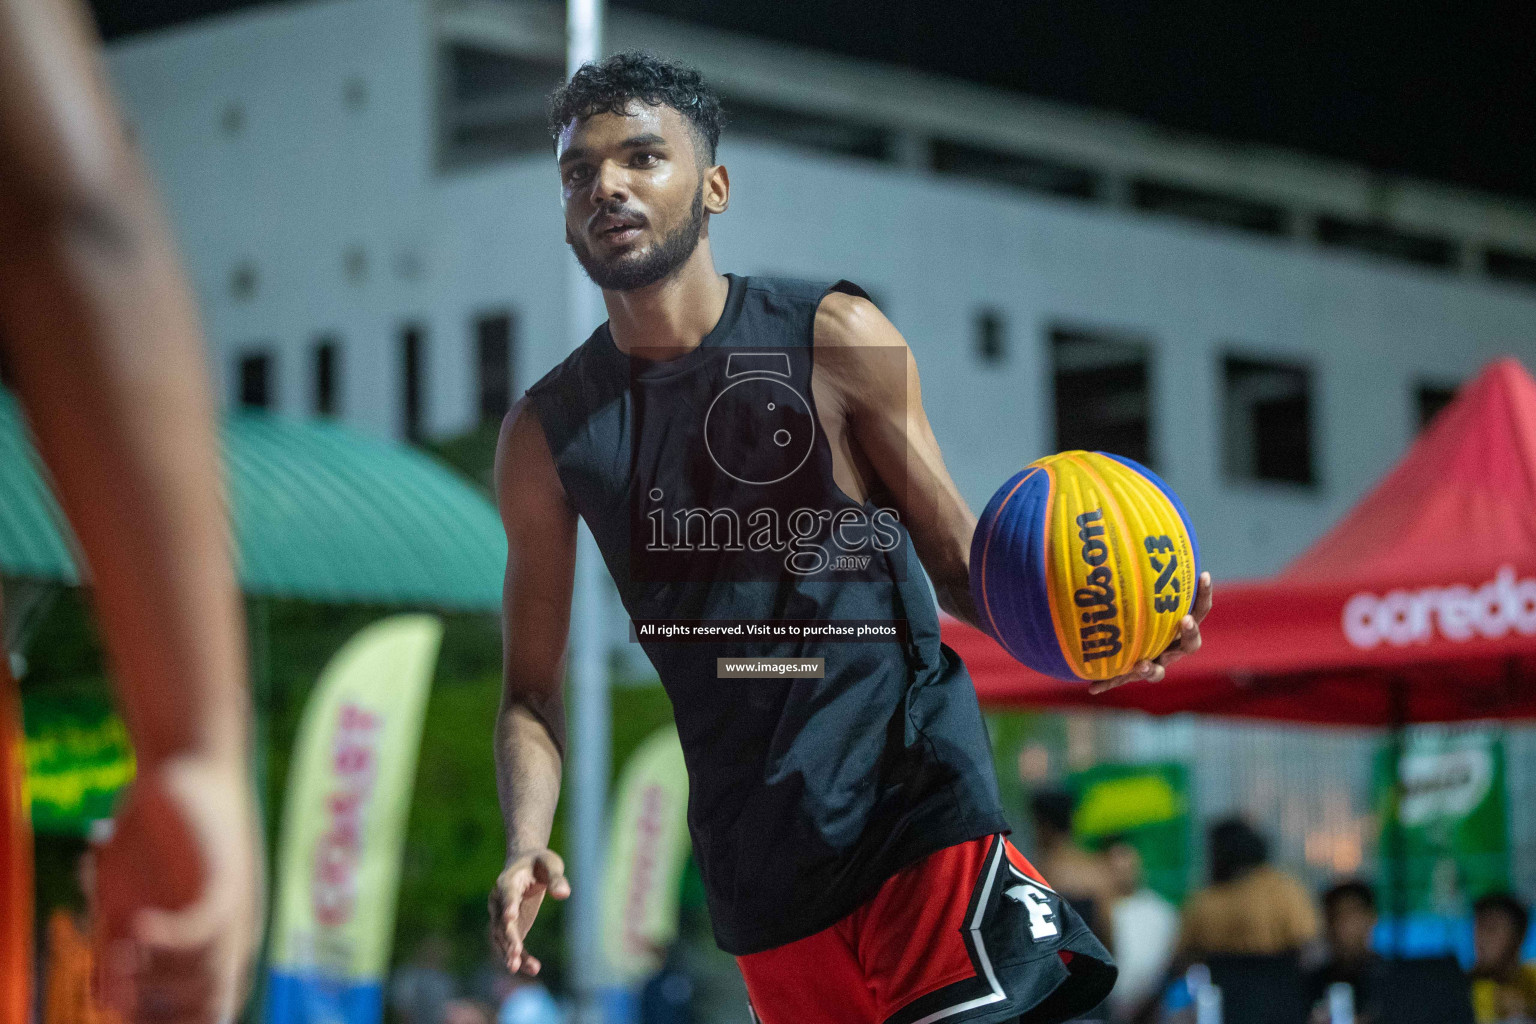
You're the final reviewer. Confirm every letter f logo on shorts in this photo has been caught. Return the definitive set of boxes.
[1004,880,1060,942]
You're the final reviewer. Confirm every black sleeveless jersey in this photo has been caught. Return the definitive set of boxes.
[524,274,1010,954]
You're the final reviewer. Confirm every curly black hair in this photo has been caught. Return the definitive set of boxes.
[548,52,724,164]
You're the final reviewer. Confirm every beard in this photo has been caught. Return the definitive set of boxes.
[567,183,705,292]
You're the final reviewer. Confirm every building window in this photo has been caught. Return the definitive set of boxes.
[342,246,369,286]
[932,140,1099,200]
[1485,247,1536,288]
[1130,179,1287,237]
[1223,355,1315,486]
[237,350,274,410]
[475,311,515,426]
[1417,381,1458,430]
[1315,217,1456,269]
[720,96,892,162]
[1051,326,1153,467]
[342,76,369,112]
[401,325,425,441]
[229,262,258,302]
[219,101,245,137]
[313,337,340,417]
[975,309,1007,365]
[438,45,564,170]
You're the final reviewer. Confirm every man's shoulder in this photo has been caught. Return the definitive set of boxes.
[1261,864,1314,900]
[739,273,842,302]
[807,288,902,360]
[739,273,876,318]
[525,326,610,399]
[1183,884,1220,917]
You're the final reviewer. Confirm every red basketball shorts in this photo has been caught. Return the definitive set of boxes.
[736,834,1116,1024]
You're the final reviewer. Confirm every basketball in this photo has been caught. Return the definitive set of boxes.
[969,451,1201,682]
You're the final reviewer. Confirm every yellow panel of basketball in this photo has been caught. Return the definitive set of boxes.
[1030,451,1192,681]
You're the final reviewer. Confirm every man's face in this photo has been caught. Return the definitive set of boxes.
[1104,843,1142,898]
[1325,897,1376,959]
[558,102,710,291]
[1474,909,1522,968]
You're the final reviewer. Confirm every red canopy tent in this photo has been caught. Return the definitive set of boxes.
[945,356,1536,726]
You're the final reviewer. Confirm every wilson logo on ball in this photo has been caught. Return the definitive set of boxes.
[1073,510,1121,664]
[970,451,1200,682]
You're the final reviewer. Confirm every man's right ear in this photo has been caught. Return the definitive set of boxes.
[705,163,730,215]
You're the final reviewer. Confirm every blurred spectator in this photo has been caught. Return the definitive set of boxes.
[1470,893,1536,1024]
[391,934,457,1024]
[468,955,513,1011]
[640,941,696,1024]
[1304,879,1386,1023]
[1178,818,1319,959]
[444,998,495,1024]
[664,895,744,1024]
[1099,834,1177,1023]
[1029,790,1116,945]
[462,953,562,1024]
[42,823,120,1024]
[496,976,562,1024]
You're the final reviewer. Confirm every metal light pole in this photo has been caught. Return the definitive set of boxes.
[565,2,610,1021]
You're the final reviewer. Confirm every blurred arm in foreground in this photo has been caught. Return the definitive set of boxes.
[488,398,574,977]
[0,0,261,1020]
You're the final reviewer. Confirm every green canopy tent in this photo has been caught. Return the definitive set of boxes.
[0,391,505,611]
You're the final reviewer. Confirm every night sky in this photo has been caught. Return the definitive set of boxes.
[88,0,1536,202]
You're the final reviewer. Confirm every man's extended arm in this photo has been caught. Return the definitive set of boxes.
[0,0,248,779]
[489,399,576,977]
[814,292,1209,693]
[0,1,258,1019]
[812,294,986,628]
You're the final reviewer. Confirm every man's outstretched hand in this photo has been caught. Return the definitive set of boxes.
[489,848,570,977]
[1088,572,1214,695]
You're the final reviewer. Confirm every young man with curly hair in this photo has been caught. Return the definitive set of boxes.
[488,52,1210,1024]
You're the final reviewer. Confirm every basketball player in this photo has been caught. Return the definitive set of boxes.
[0,1,262,1021]
[489,53,1212,1023]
